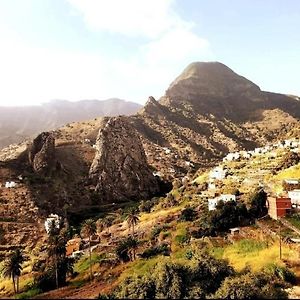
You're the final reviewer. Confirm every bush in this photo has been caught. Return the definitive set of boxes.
[265,264,297,285]
[16,288,42,299]
[140,244,170,259]
[115,237,138,262]
[174,234,190,246]
[180,207,197,221]
[248,189,268,218]
[114,252,233,299]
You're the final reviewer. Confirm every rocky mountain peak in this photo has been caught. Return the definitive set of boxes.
[89,116,160,202]
[139,96,164,115]
[165,61,261,100]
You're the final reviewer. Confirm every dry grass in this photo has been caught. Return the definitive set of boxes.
[212,239,298,272]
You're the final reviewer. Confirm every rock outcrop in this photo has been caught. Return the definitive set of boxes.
[89,116,160,202]
[28,132,55,175]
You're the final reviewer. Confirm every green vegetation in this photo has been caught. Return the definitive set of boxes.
[15,287,42,299]
[1,249,27,294]
[81,219,97,281]
[286,214,300,230]
[112,250,290,299]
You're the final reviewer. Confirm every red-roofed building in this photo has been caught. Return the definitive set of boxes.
[267,197,291,220]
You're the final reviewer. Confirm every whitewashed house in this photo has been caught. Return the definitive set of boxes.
[44,214,61,234]
[288,190,300,206]
[5,181,17,188]
[220,194,236,202]
[163,147,171,154]
[208,182,216,190]
[208,198,220,211]
[209,167,227,180]
[284,179,300,185]
[224,152,240,161]
[285,140,293,147]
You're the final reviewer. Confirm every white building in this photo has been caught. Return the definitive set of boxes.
[224,152,240,161]
[163,147,171,154]
[5,181,17,188]
[220,194,236,202]
[284,140,293,147]
[209,167,227,180]
[44,214,61,234]
[208,182,216,190]
[288,190,300,206]
[284,179,299,185]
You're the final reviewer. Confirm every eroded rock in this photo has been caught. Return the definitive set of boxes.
[89,116,160,202]
[28,132,55,175]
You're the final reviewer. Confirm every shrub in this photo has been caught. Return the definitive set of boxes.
[114,252,233,299]
[115,237,138,262]
[180,207,197,221]
[265,264,297,285]
[248,189,268,218]
[174,233,190,246]
[140,244,170,259]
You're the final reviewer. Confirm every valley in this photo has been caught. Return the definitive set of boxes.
[1,62,300,299]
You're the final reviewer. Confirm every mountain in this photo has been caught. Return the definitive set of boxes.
[129,62,300,179]
[0,98,142,149]
[0,61,300,249]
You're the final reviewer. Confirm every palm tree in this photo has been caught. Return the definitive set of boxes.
[46,218,65,289]
[48,232,66,289]
[126,210,139,237]
[2,249,27,294]
[81,219,97,281]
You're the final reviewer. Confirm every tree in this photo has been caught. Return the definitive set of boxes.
[2,249,27,294]
[249,189,268,218]
[126,209,139,236]
[116,236,139,262]
[81,219,97,281]
[180,207,196,221]
[48,231,67,289]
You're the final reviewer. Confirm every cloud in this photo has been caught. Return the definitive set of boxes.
[67,0,191,38]
[64,0,213,101]
[0,1,213,106]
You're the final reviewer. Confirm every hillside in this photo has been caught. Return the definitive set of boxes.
[1,61,300,298]
[0,98,142,149]
[3,138,300,298]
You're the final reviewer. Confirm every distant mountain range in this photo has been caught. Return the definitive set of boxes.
[0,98,142,148]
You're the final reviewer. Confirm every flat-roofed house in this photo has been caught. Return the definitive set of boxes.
[267,197,291,220]
[288,190,300,206]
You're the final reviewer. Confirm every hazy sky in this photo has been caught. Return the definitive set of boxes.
[0,0,299,106]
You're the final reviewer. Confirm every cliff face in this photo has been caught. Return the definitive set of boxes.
[28,132,56,175]
[89,116,160,202]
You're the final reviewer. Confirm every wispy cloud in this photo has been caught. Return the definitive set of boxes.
[67,0,191,38]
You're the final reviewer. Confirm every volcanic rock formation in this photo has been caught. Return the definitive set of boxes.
[89,116,160,202]
[28,132,56,175]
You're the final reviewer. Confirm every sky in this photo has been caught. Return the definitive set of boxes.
[0,0,299,106]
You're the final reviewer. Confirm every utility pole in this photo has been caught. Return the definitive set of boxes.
[279,218,282,260]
